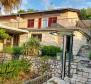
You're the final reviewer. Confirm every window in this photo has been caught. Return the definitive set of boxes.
[42,18,48,28]
[48,17,57,27]
[28,19,34,28]
[31,34,42,41]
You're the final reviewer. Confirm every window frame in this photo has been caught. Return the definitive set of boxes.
[28,19,34,28]
[31,34,42,41]
[48,17,57,27]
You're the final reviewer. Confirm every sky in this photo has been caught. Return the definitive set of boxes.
[20,0,91,10]
[1,0,91,14]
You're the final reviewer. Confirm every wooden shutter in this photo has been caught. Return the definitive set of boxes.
[48,17,52,27]
[52,17,57,23]
[38,18,41,29]
[27,19,34,28]
[48,17,57,27]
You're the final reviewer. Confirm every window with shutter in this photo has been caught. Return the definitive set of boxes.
[48,17,57,27]
[28,19,34,28]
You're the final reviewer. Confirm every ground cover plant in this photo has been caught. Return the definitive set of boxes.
[0,59,32,84]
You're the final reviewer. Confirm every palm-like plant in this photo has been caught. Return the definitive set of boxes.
[23,38,40,56]
[0,0,21,11]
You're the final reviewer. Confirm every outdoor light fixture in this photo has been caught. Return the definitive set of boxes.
[49,31,58,36]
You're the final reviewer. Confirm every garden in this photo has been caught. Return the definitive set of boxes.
[0,29,62,84]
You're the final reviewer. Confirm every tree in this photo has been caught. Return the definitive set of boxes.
[27,9,36,13]
[80,8,87,19]
[18,9,26,13]
[0,0,21,12]
[80,8,91,19]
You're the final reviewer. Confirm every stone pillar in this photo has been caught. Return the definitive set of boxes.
[62,35,67,79]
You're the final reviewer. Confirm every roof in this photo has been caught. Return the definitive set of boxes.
[0,24,28,34]
[0,8,80,17]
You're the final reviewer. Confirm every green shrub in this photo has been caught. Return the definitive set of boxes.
[0,29,10,39]
[89,51,91,60]
[12,46,23,59]
[41,45,62,57]
[4,46,23,59]
[3,46,13,53]
[0,59,32,80]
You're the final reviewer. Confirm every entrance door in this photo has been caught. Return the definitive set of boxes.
[13,35,19,46]
[66,35,71,53]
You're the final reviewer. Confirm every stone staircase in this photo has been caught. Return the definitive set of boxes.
[77,44,91,57]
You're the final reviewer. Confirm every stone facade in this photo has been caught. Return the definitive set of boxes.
[73,31,87,55]
[0,9,89,55]
[28,31,63,47]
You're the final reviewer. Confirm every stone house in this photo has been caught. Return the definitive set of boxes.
[0,8,90,56]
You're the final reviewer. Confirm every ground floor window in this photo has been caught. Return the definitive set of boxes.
[31,34,42,41]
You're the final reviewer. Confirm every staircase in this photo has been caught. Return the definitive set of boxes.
[77,44,91,57]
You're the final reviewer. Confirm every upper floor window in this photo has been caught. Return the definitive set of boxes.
[48,17,57,27]
[28,19,34,28]
[42,18,48,28]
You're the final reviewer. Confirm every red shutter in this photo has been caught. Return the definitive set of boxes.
[48,17,57,27]
[48,18,52,27]
[53,17,57,23]
[28,19,30,27]
[38,18,41,29]
[27,19,34,28]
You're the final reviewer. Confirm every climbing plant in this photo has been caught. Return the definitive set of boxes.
[0,29,10,39]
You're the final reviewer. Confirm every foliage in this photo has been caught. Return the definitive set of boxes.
[4,46,23,59]
[18,9,26,13]
[17,9,37,14]
[80,8,91,19]
[12,46,23,59]
[12,46,23,55]
[0,59,32,81]
[0,29,10,39]
[27,9,36,13]
[41,45,62,57]
[89,51,91,60]
[3,46,13,53]
[80,8,87,19]
[0,0,21,12]
[23,37,40,56]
